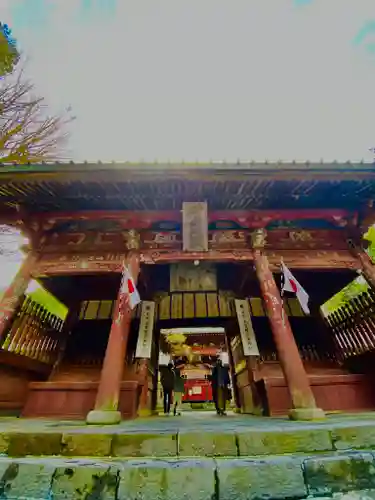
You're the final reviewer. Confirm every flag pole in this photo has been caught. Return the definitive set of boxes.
[280,258,287,328]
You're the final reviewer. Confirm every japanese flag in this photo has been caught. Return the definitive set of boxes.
[281,263,310,315]
[119,265,141,310]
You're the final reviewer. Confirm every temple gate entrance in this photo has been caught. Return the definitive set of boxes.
[158,326,229,412]
[3,260,375,420]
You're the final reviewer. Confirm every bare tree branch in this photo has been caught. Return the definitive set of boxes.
[0,46,74,257]
[0,65,75,164]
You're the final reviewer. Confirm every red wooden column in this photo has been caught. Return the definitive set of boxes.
[0,251,38,343]
[137,358,150,416]
[251,229,325,420]
[87,230,140,425]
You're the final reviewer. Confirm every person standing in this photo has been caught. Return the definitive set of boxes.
[210,357,230,416]
[160,363,174,415]
[173,362,185,416]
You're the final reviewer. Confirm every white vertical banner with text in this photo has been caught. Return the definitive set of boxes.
[135,301,156,359]
[235,299,260,356]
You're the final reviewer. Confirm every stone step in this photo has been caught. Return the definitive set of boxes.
[1,420,375,458]
[1,451,375,499]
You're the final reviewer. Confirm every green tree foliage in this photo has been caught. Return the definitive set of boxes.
[363,224,375,262]
[321,225,375,315]
[0,23,19,77]
[321,275,369,316]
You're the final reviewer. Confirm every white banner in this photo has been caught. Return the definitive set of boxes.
[235,299,260,356]
[135,301,155,359]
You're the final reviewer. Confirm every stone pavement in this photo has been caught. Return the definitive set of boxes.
[1,411,375,498]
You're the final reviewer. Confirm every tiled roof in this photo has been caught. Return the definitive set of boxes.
[0,160,374,171]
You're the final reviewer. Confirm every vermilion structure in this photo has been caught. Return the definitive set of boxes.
[0,160,374,422]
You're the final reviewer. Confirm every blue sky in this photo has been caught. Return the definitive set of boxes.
[0,0,375,163]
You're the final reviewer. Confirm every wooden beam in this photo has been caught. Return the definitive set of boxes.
[0,209,354,231]
[0,349,50,375]
[32,248,360,276]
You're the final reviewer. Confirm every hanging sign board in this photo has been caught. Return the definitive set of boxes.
[182,201,208,252]
[135,301,155,359]
[235,299,260,356]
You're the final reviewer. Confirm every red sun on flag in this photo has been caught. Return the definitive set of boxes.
[127,279,134,294]
[289,279,298,293]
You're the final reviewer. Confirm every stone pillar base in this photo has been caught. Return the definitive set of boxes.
[138,408,153,417]
[288,407,326,421]
[86,410,122,425]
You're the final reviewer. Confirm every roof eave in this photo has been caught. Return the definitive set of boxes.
[0,161,375,181]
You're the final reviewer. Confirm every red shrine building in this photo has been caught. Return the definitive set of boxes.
[0,161,375,423]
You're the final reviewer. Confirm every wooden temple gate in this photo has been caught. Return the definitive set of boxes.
[0,161,375,422]
[0,258,373,421]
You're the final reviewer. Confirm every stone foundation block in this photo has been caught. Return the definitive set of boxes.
[61,433,112,457]
[313,491,375,500]
[0,459,55,499]
[304,452,375,496]
[289,406,326,421]
[118,459,215,500]
[333,425,375,451]
[216,456,306,500]
[178,432,237,457]
[237,428,332,456]
[112,433,178,457]
[7,432,62,457]
[51,464,119,500]
[86,409,122,425]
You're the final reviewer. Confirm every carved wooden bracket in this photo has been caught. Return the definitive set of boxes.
[251,229,267,250]
[124,229,141,251]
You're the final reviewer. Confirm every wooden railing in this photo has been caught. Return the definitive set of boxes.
[0,295,66,366]
[323,289,375,360]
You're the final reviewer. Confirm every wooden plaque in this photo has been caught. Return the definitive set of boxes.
[182,202,208,252]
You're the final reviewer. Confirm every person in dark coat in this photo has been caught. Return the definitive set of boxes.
[160,363,175,415]
[210,358,230,415]
[173,361,185,416]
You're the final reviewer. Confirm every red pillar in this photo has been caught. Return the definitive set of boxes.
[0,251,38,343]
[137,358,150,416]
[87,234,140,425]
[252,229,325,420]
